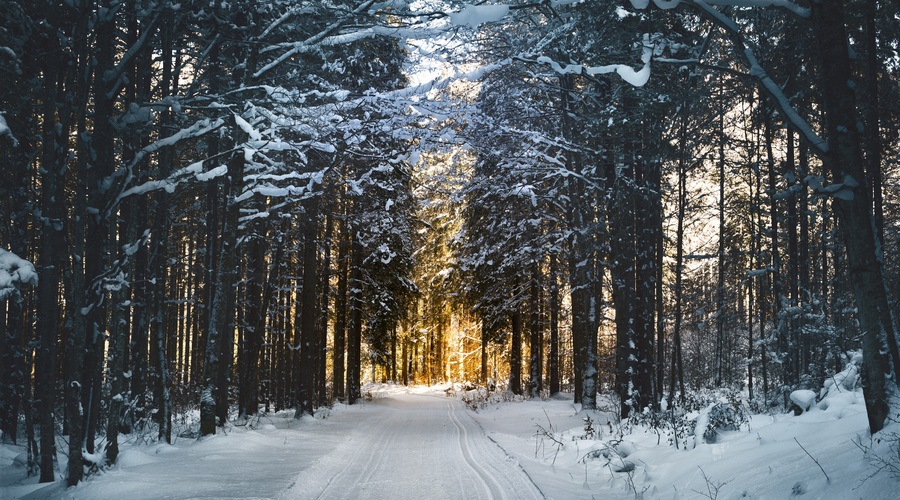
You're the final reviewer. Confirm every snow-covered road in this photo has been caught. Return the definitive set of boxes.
[10,391,544,500]
[9,382,892,500]
[278,393,544,500]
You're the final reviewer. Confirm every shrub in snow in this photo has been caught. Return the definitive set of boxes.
[448,381,524,410]
[700,399,749,443]
[623,406,695,448]
[583,415,595,439]
[623,388,749,448]
[582,439,633,467]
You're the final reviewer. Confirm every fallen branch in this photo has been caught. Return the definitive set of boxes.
[795,437,830,483]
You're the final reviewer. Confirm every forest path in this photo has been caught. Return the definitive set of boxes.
[13,389,542,499]
[278,392,544,500]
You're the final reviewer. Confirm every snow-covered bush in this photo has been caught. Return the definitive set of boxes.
[700,399,749,443]
[622,388,749,449]
[622,406,695,448]
[448,380,526,410]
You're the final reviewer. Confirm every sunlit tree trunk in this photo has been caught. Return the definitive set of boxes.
[333,210,349,401]
[480,321,488,385]
[528,262,542,398]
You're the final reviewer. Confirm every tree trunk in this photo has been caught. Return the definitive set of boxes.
[61,0,92,484]
[668,150,687,408]
[528,262,542,398]
[296,195,320,417]
[811,0,894,433]
[785,131,801,387]
[333,217,349,401]
[480,321,489,385]
[318,194,334,405]
[509,308,522,396]
[346,246,363,404]
[239,212,276,418]
[201,135,244,435]
[610,150,638,417]
[764,114,784,397]
[861,0,900,381]
[105,196,138,464]
[798,142,811,379]
[549,253,560,396]
[716,117,726,387]
[636,158,660,409]
[568,184,595,408]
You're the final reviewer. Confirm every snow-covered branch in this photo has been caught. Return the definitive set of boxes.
[106,118,226,213]
[255,0,379,79]
[0,248,37,301]
[525,33,654,87]
[628,0,809,18]
[686,0,829,155]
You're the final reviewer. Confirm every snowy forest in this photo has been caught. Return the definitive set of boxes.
[1,0,899,497]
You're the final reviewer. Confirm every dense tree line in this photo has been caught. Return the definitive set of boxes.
[0,0,424,486]
[0,0,898,488]
[450,0,899,431]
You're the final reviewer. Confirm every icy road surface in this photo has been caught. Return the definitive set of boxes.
[278,393,544,500]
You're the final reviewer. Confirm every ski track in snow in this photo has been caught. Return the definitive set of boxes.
[278,393,542,500]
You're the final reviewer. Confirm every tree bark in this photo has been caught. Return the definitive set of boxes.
[668,147,687,408]
[810,0,894,433]
[296,195,320,417]
[318,193,334,405]
[201,129,244,435]
[528,262,542,398]
[333,215,349,401]
[549,253,560,395]
[346,244,363,404]
[509,308,522,396]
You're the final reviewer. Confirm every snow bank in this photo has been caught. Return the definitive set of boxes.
[460,357,892,499]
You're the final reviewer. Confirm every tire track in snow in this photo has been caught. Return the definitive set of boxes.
[314,407,395,499]
[446,401,508,500]
[280,393,544,499]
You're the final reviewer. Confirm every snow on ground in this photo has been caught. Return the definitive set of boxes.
[4,407,357,500]
[1,381,898,499]
[468,390,897,499]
